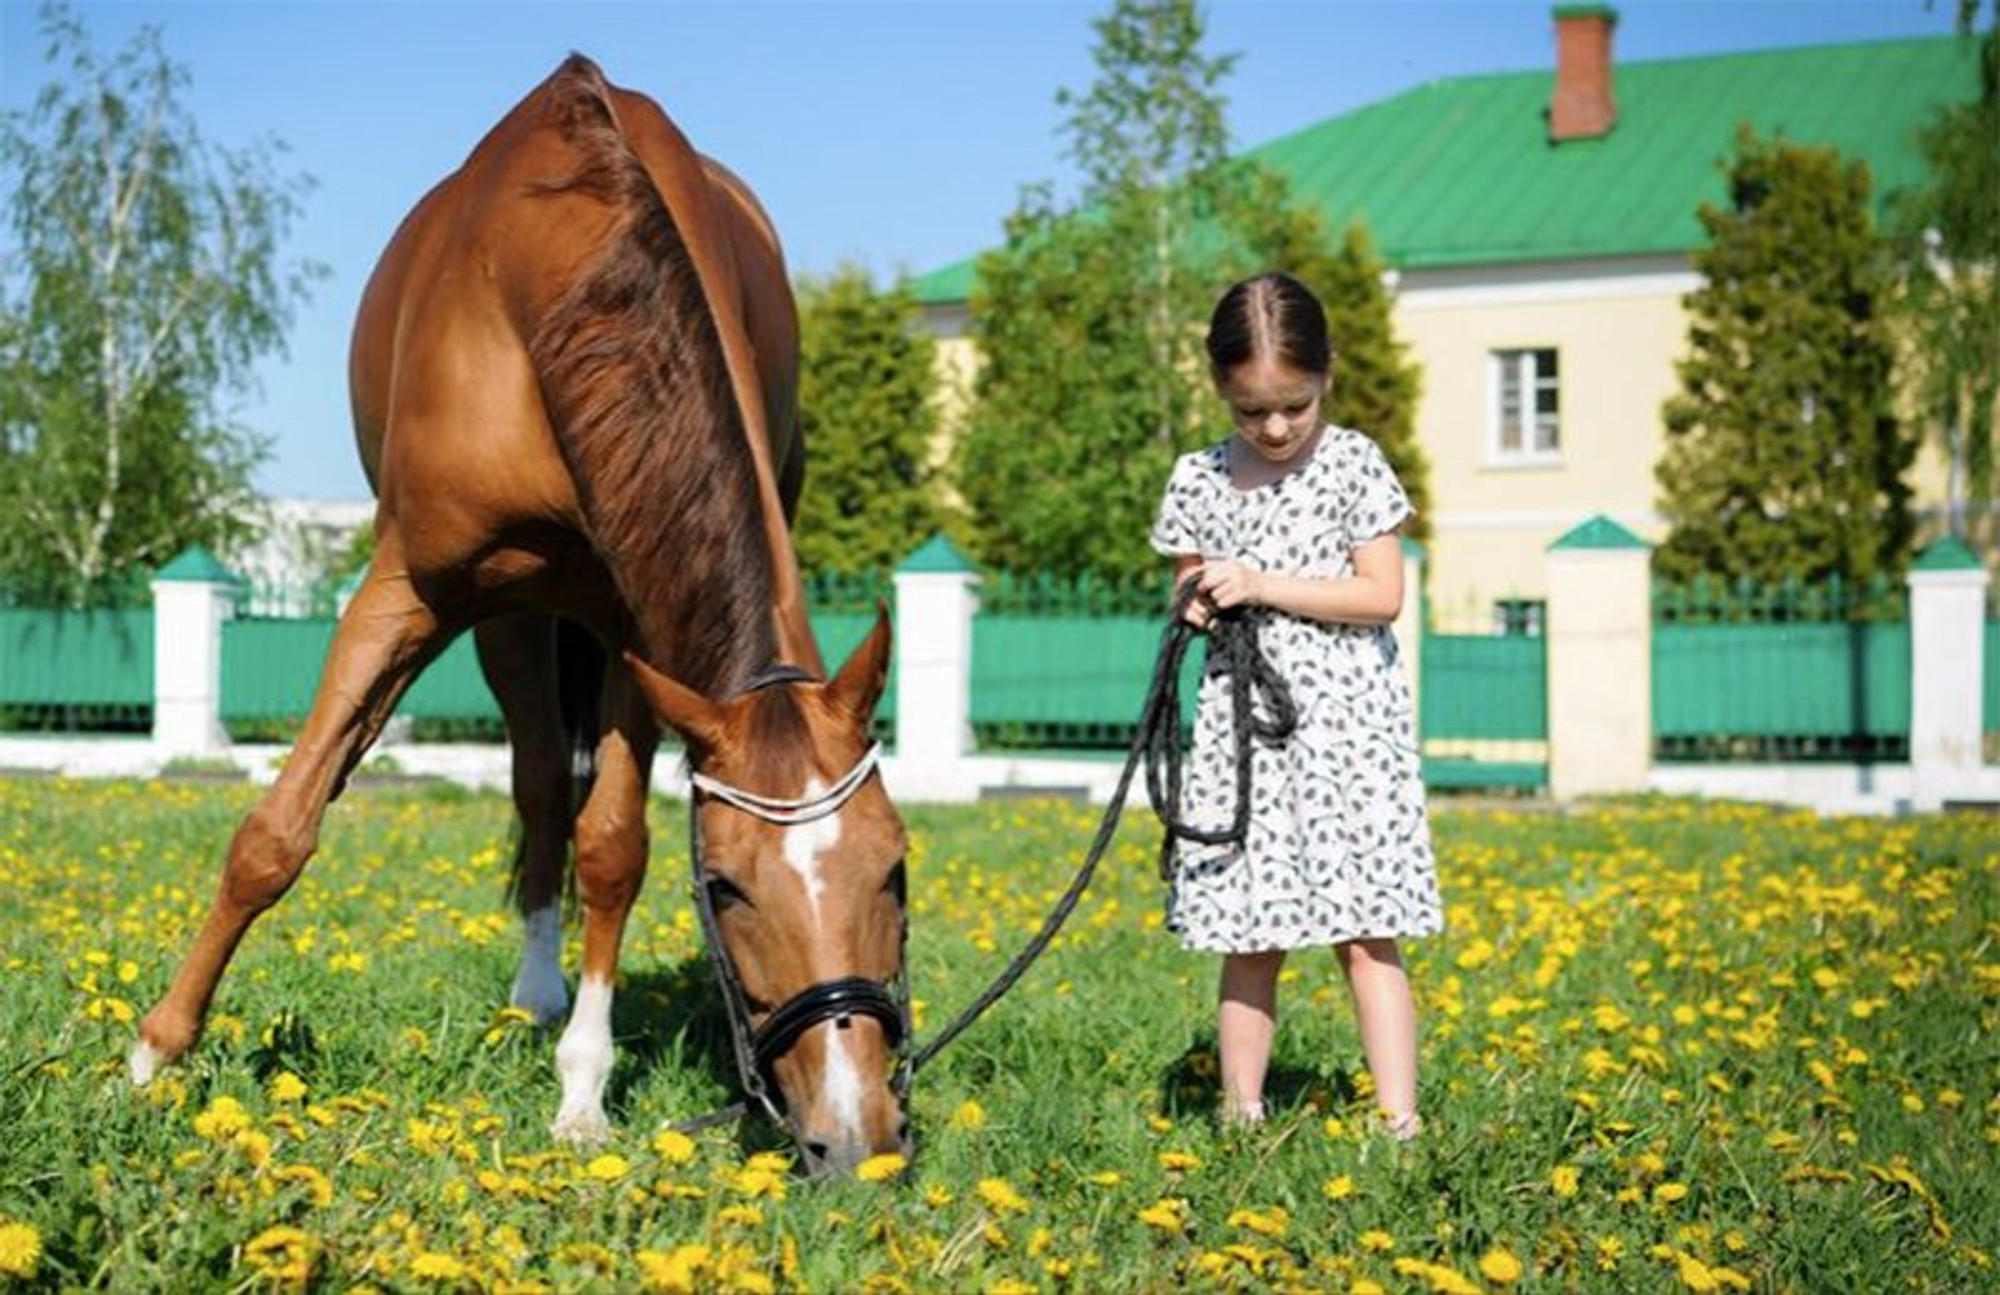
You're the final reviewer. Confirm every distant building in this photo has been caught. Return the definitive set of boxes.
[229,497,374,617]
[911,7,1982,625]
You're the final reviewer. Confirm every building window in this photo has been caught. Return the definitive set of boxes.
[1491,348,1560,462]
[1493,598,1545,637]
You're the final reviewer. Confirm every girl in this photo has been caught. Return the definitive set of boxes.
[1149,272,1442,1139]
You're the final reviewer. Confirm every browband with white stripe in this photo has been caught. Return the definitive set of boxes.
[689,742,883,825]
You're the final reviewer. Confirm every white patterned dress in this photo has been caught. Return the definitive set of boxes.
[1149,425,1443,953]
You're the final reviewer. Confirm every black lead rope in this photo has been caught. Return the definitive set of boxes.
[669,584,1295,1132]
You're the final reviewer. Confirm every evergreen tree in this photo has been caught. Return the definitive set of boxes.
[0,2,320,606]
[1656,128,1915,588]
[1892,4,1998,546]
[792,266,940,576]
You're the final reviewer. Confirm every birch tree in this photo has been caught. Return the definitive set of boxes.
[0,2,320,605]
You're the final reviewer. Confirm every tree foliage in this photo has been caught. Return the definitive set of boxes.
[0,2,320,606]
[1891,3,1998,545]
[792,265,941,576]
[1656,128,1916,587]
[954,0,1426,580]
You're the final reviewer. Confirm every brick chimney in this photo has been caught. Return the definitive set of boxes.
[1549,4,1618,143]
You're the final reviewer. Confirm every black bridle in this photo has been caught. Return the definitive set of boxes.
[678,664,911,1133]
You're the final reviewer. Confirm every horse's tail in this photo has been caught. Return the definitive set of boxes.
[555,617,605,815]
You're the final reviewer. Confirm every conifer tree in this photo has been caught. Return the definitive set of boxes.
[1656,129,1915,588]
[792,266,940,576]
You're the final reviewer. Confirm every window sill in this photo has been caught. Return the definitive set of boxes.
[1481,455,1566,472]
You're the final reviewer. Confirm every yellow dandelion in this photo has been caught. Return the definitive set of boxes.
[1226,1206,1288,1239]
[727,1162,789,1201]
[409,1251,468,1282]
[976,1177,1028,1216]
[584,1153,630,1183]
[1551,1164,1581,1197]
[1674,1250,1720,1291]
[988,1280,1037,1295]
[1654,1182,1690,1206]
[1359,1229,1395,1253]
[1323,1174,1357,1201]
[1157,1150,1202,1172]
[193,1095,251,1141]
[1479,1245,1525,1284]
[242,1224,317,1285]
[267,1071,308,1104]
[0,1220,43,1279]
[923,1184,954,1208]
[717,1204,764,1228]
[1138,1197,1189,1235]
[271,1164,334,1207]
[1083,1170,1123,1187]
[651,1129,697,1165]
[855,1153,907,1183]
[950,1099,987,1131]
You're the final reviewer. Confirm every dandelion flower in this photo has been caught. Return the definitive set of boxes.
[584,1153,630,1183]
[1323,1174,1357,1201]
[1654,1182,1690,1206]
[1359,1229,1395,1253]
[268,1071,308,1104]
[717,1205,764,1228]
[409,1251,468,1282]
[1551,1164,1581,1198]
[1157,1150,1202,1172]
[1226,1206,1288,1239]
[637,1242,712,1294]
[1479,1246,1525,1284]
[1083,1170,1123,1187]
[855,1153,907,1183]
[0,1220,43,1279]
[193,1095,252,1141]
[651,1129,697,1165]
[243,1225,317,1285]
[950,1099,987,1131]
[976,1177,1028,1216]
[1138,1197,1189,1235]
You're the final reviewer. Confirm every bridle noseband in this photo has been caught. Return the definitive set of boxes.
[687,664,910,1131]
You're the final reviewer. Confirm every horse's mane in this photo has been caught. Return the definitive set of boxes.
[525,55,775,692]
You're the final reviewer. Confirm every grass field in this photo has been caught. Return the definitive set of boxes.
[0,778,1994,1291]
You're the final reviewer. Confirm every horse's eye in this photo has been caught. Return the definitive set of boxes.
[884,861,907,907]
[706,875,749,910]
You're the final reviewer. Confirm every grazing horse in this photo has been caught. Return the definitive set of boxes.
[129,55,911,1173]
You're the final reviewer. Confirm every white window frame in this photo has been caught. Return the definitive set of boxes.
[1488,348,1562,467]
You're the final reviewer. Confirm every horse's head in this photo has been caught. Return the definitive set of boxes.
[626,610,908,1176]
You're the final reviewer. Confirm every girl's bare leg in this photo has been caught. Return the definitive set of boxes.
[1217,950,1286,1123]
[1336,937,1420,1137]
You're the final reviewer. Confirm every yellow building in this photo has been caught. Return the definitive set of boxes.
[913,9,1981,626]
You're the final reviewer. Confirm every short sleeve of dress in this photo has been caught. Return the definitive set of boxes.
[1150,454,1203,557]
[1345,435,1415,543]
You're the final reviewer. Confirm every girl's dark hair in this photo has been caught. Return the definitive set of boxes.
[1205,272,1333,378]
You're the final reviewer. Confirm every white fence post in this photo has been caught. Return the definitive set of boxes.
[892,535,979,796]
[1908,536,1989,811]
[1545,515,1652,800]
[150,547,237,759]
[1396,539,1424,732]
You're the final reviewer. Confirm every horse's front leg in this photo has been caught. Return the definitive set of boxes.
[551,668,657,1143]
[132,548,448,1083]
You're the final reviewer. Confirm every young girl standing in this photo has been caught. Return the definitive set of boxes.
[1150,272,1442,1138]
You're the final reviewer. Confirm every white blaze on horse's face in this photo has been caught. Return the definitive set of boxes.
[775,787,869,1147]
[781,780,838,918]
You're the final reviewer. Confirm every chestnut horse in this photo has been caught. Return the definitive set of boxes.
[129,56,911,1173]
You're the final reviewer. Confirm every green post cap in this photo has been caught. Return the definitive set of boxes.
[1911,535,1983,572]
[898,532,976,575]
[154,546,240,583]
[1553,4,1619,22]
[1549,514,1647,552]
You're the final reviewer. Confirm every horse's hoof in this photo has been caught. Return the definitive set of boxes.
[510,977,569,1028]
[550,1107,611,1145]
[128,1039,165,1087]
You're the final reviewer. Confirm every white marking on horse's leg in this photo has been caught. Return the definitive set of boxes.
[128,1040,161,1087]
[817,1021,869,1148]
[511,906,569,1026]
[551,976,614,1143]
[781,781,840,917]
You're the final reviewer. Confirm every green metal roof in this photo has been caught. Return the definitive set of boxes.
[913,35,1975,305]
[898,531,977,574]
[155,546,239,584]
[1549,514,1647,551]
[1912,535,1984,572]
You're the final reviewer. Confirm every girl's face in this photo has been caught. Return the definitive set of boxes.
[1216,355,1327,465]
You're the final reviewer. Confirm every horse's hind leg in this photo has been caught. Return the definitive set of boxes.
[131,551,449,1083]
[475,614,579,1025]
[552,665,657,1142]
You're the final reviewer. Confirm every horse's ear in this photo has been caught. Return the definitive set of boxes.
[622,652,726,752]
[825,602,892,726]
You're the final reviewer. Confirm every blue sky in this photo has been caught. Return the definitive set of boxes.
[0,1,1964,501]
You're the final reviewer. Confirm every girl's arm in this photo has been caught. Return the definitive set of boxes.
[1193,532,1404,627]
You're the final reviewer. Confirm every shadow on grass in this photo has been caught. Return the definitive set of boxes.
[602,954,794,1157]
[1157,1035,1363,1124]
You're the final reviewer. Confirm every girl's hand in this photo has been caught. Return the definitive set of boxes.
[1196,560,1263,615]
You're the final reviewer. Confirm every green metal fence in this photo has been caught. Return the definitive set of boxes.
[0,608,153,732]
[1653,577,1910,761]
[1985,609,1999,762]
[1419,620,1549,791]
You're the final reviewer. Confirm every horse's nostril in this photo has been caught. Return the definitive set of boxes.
[896,1118,911,1144]
[804,1140,830,1163]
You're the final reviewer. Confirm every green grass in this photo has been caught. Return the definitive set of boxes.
[0,780,1994,1291]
